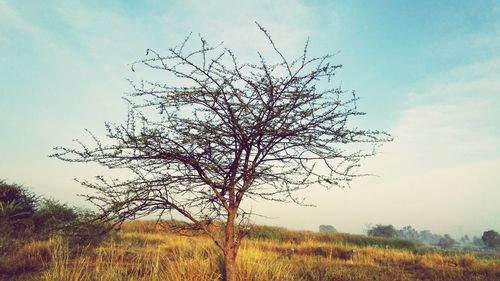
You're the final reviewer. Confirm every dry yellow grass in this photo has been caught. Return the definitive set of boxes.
[2,221,500,281]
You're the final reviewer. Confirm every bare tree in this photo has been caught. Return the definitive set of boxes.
[52,24,390,281]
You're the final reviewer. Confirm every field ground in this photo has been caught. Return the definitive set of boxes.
[1,221,499,281]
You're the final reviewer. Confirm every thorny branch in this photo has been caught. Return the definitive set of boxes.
[52,25,391,251]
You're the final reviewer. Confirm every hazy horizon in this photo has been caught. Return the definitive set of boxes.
[1,0,499,238]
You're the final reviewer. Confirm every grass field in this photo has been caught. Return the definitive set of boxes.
[1,221,499,281]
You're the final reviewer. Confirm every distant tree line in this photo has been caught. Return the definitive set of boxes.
[366,224,500,250]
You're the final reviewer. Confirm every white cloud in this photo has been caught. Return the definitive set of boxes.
[355,57,500,235]
[0,1,19,21]
[252,56,500,235]
[394,58,500,169]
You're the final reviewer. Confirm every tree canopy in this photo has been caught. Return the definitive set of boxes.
[367,224,397,238]
[437,234,456,249]
[482,230,500,249]
[319,225,337,233]
[52,24,390,280]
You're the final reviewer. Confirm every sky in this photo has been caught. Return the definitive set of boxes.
[1,0,499,238]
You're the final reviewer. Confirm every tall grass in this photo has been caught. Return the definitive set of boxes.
[2,221,500,281]
[247,224,417,250]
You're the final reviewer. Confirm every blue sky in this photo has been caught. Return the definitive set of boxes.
[1,0,499,237]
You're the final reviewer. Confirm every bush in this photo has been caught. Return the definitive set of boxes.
[319,225,337,233]
[0,180,37,238]
[0,180,110,251]
[34,199,78,237]
[367,224,397,238]
[67,210,111,247]
[482,230,500,249]
[437,234,456,249]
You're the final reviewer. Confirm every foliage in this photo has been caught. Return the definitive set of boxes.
[0,180,37,238]
[0,180,109,256]
[373,224,447,246]
[396,225,419,241]
[367,224,397,238]
[62,209,111,247]
[418,229,442,245]
[482,230,500,249]
[437,234,456,249]
[318,225,337,233]
[34,199,78,237]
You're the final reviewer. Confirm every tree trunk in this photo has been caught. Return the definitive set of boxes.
[222,208,238,281]
[223,247,237,281]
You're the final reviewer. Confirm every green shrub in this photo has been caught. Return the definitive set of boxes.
[319,225,337,233]
[482,230,500,249]
[0,180,110,253]
[437,234,456,249]
[367,224,397,238]
[0,180,37,238]
[67,210,111,247]
[34,199,78,237]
